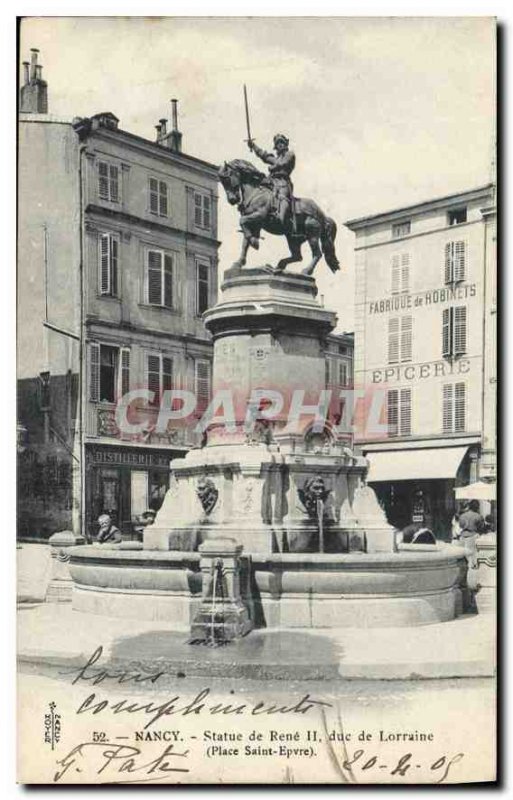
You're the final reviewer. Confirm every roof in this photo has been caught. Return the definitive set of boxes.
[344,184,494,230]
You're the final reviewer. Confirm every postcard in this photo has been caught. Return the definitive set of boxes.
[17,15,497,784]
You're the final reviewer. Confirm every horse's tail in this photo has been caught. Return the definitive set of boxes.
[321,217,340,273]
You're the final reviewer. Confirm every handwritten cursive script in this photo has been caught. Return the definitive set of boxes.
[54,741,189,784]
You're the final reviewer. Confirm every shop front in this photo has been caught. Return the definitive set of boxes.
[85,444,182,541]
[365,444,478,541]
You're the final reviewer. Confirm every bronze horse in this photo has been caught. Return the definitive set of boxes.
[219,159,340,276]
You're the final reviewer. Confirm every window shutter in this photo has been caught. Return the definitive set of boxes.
[444,242,453,284]
[442,384,453,432]
[442,308,452,357]
[400,316,412,362]
[401,253,410,293]
[109,164,119,202]
[203,195,211,228]
[100,234,110,295]
[388,318,400,364]
[159,181,168,216]
[147,250,163,305]
[454,382,466,432]
[194,193,203,226]
[339,361,348,387]
[387,390,399,436]
[197,262,210,314]
[163,254,173,308]
[399,388,412,435]
[454,241,466,282]
[111,237,118,297]
[162,357,173,391]
[453,306,467,355]
[195,360,211,409]
[98,162,109,200]
[149,178,159,214]
[89,343,100,402]
[120,348,130,397]
[391,255,400,295]
[147,354,161,404]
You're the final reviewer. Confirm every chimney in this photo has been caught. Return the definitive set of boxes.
[20,48,48,114]
[168,98,182,153]
[30,48,38,81]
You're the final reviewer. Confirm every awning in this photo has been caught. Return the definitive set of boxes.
[455,481,496,501]
[366,446,468,483]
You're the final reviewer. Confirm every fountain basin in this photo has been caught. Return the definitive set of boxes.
[69,543,467,629]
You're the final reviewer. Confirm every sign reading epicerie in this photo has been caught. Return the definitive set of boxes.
[372,358,471,383]
[368,284,477,315]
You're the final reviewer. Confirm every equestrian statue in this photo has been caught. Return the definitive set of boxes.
[218,86,340,276]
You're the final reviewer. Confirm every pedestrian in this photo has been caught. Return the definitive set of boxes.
[457,499,485,611]
[96,513,122,544]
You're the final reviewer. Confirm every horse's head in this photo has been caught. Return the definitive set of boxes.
[218,161,241,206]
[219,159,267,206]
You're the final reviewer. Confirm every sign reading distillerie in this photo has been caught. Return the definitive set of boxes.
[372,358,471,383]
[368,283,476,315]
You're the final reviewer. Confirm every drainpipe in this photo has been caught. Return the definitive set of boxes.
[78,144,87,540]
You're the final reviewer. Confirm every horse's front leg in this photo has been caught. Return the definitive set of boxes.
[241,212,264,250]
[302,235,322,276]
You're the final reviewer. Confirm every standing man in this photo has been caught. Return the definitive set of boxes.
[457,499,486,612]
[248,134,296,229]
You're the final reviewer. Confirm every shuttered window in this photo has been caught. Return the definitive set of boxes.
[195,360,211,411]
[146,353,173,406]
[149,177,169,217]
[444,241,466,284]
[197,260,210,315]
[98,161,119,203]
[146,250,173,307]
[387,388,412,437]
[391,253,410,294]
[443,382,466,433]
[388,316,412,363]
[194,192,211,229]
[442,306,467,358]
[89,343,130,403]
[99,233,119,296]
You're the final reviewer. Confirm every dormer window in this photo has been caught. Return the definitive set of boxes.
[392,220,411,239]
[448,207,467,226]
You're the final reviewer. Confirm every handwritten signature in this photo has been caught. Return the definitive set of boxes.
[54,742,189,784]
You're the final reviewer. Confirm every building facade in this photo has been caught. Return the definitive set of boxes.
[345,185,496,538]
[325,332,354,429]
[18,52,220,540]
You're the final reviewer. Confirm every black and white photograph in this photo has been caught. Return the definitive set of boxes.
[15,14,497,785]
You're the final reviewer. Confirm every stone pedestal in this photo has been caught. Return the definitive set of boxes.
[145,268,393,557]
[46,530,85,602]
[190,539,253,643]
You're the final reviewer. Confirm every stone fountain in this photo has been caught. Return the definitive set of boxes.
[69,267,468,631]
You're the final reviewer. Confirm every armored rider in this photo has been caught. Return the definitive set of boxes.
[248,133,295,229]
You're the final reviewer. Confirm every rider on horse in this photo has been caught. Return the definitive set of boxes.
[248,134,295,229]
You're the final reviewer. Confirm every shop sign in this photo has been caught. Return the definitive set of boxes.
[368,284,476,315]
[87,447,170,469]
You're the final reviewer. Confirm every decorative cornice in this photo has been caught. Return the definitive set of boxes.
[85,203,221,248]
